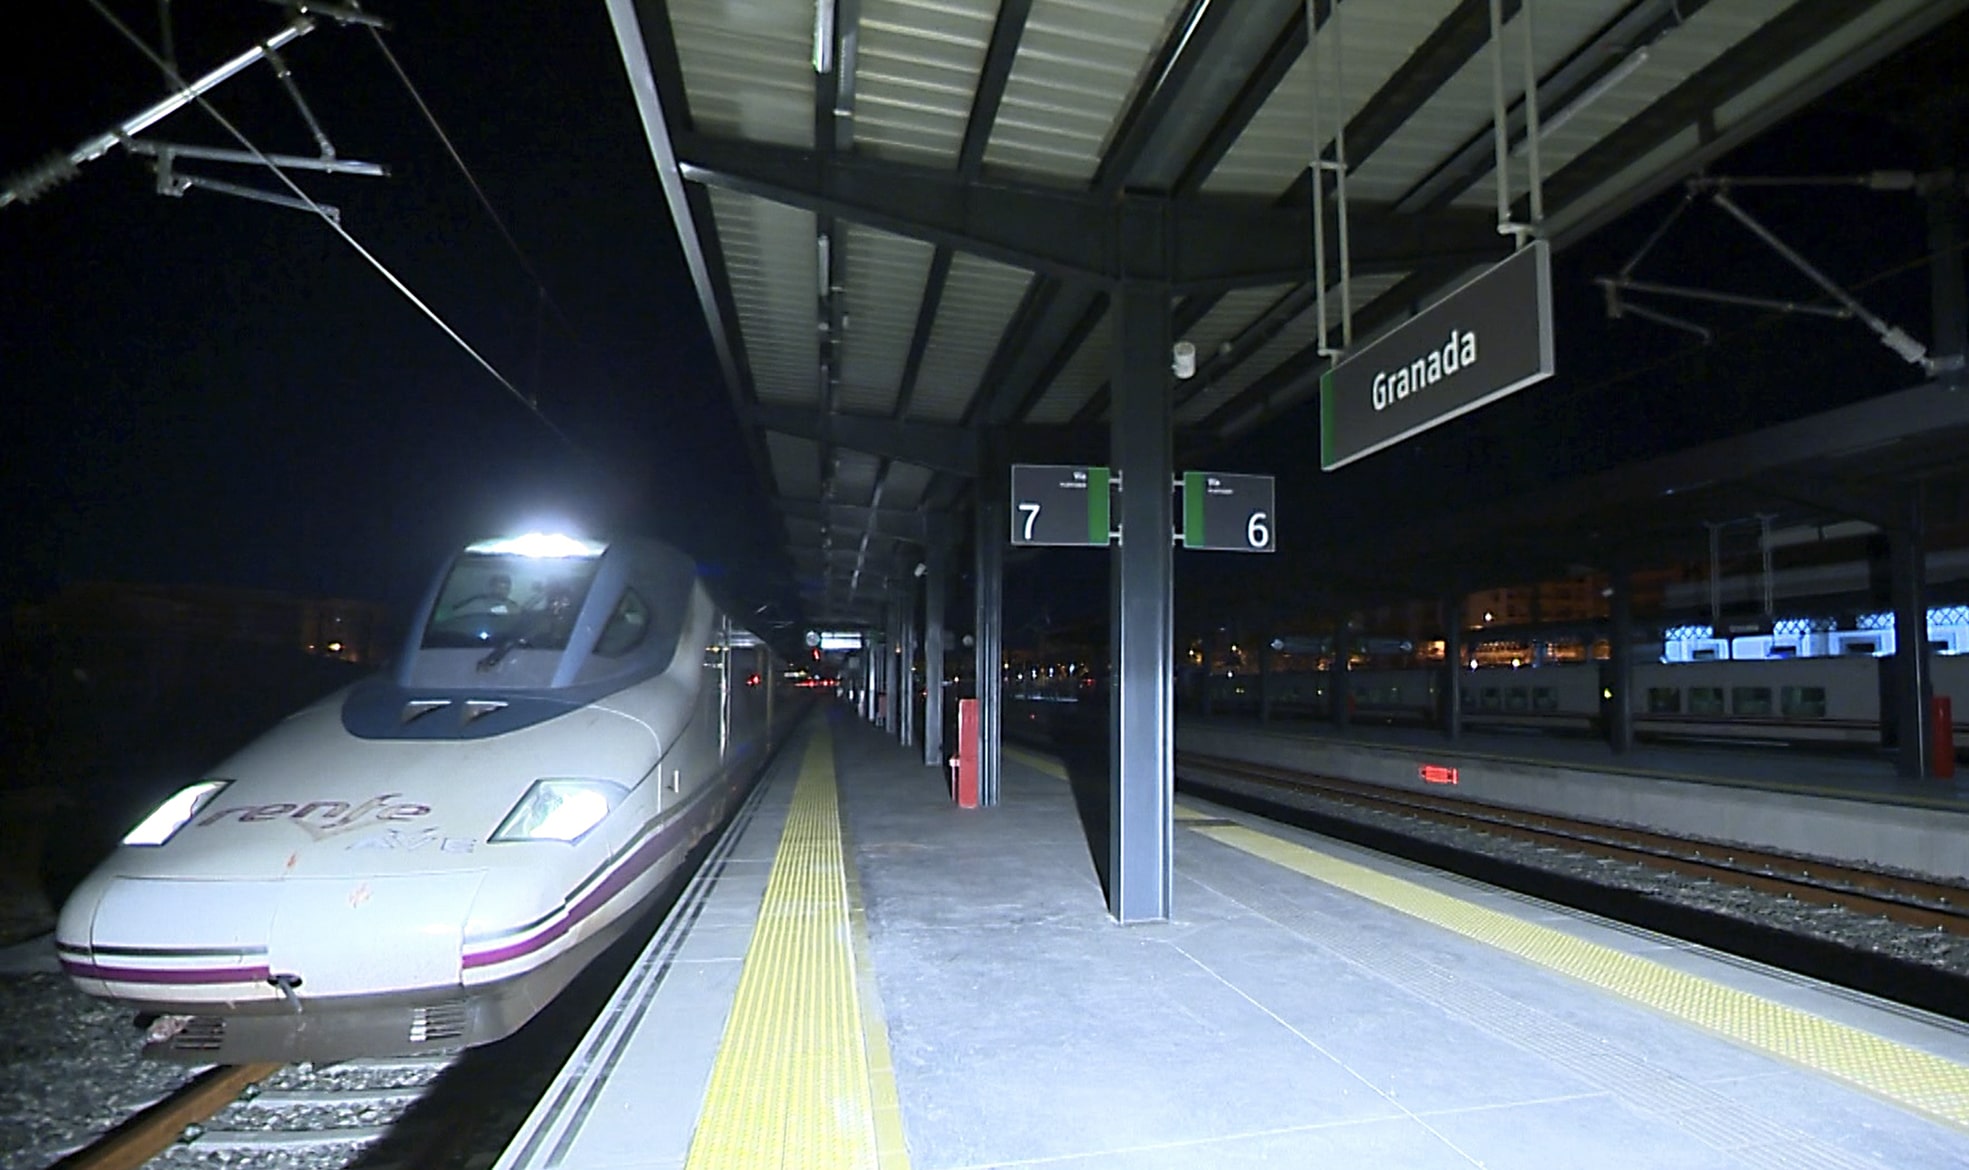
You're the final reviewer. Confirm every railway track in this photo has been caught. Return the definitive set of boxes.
[1175,750,1969,939]
[49,1054,460,1170]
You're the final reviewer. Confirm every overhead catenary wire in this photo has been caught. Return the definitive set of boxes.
[364,19,680,445]
[82,0,582,454]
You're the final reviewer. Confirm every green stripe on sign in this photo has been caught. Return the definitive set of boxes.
[1183,471,1204,549]
[1319,369,1335,470]
[1087,466,1110,545]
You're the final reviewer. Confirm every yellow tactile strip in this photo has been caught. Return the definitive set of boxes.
[1195,820,1969,1131]
[687,726,906,1169]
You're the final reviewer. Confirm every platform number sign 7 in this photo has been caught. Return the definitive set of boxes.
[1009,465,1111,547]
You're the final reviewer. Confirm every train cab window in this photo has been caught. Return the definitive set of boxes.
[1646,687,1682,714]
[593,589,650,657]
[423,554,602,652]
[1782,686,1828,718]
[1506,687,1529,712]
[1689,687,1725,715]
[1532,686,1557,712]
[1732,686,1774,717]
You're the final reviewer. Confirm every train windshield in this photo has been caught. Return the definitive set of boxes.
[421,542,606,653]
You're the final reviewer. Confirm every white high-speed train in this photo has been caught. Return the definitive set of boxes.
[57,533,792,1063]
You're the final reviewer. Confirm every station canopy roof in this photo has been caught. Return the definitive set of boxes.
[607,0,1967,630]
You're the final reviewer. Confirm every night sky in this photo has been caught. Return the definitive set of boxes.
[5,4,1965,633]
[2,1,766,617]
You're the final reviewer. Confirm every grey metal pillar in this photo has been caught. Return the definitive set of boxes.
[888,602,903,738]
[975,433,1006,807]
[1109,255,1174,924]
[1929,171,1966,392]
[1441,595,1463,740]
[1331,623,1352,730]
[923,552,946,769]
[901,589,917,749]
[1259,637,1273,726]
[1607,561,1636,754]
[1891,485,1934,779]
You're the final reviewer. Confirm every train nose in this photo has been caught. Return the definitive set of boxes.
[66,872,486,1002]
[264,872,487,997]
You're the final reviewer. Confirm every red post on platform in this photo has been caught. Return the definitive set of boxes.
[1933,696,1955,780]
[953,698,980,809]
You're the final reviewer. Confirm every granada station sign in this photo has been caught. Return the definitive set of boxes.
[1319,240,1554,471]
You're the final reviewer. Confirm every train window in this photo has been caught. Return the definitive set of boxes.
[1843,640,1878,656]
[593,589,650,657]
[1689,687,1725,715]
[1532,687,1557,712]
[1692,648,1720,661]
[1461,689,1478,709]
[1506,687,1529,712]
[1481,687,1501,710]
[1731,686,1774,717]
[1646,688,1681,714]
[1782,686,1828,718]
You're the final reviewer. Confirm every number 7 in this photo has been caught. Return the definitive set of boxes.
[1018,502,1041,542]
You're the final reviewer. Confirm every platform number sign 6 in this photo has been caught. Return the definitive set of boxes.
[1182,472,1277,553]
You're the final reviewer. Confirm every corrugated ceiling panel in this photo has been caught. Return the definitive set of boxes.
[766,431,823,500]
[668,0,815,148]
[1181,285,1300,367]
[1024,305,1112,424]
[1449,1,1777,212]
[1174,272,1406,424]
[839,226,936,413]
[910,253,1035,422]
[708,189,819,406]
[981,0,1186,182]
[882,461,935,508]
[832,449,882,505]
[1202,0,1462,197]
[853,0,997,164]
[1354,1,1773,206]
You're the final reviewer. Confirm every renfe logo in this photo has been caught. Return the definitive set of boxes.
[195,793,433,838]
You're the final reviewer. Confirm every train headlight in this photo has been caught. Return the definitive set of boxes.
[122,780,230,847]
[491,779,626,844]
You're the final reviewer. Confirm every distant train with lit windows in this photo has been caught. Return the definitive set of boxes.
[1190,617,1969,752]
[56,533,795,1063]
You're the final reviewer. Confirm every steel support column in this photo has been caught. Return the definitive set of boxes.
[1607,561,1635,754]
[1331,623,1352,730]
[1441,595,1463,740]
[924,552,946,769]
[976,434,1007,807]
[1930,172,1966,392]
[888,601,903,738]
[901,590,918,748]
[1259,637,1273,726]
[1109,256,1174,924]
[1891,485,1934,779]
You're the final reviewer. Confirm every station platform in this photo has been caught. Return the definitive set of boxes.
[495,703,1969,1169]
[1176,717,1969,884]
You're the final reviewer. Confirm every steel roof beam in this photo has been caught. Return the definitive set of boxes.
[779,499,946,547]
[673,133,1498,292]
